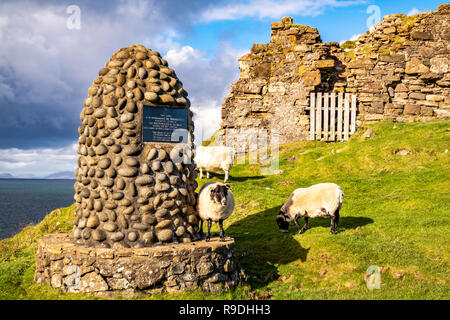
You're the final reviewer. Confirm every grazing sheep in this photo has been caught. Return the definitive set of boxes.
[194,146,234,182]
[276,183,344,234]
[197,181,235,241]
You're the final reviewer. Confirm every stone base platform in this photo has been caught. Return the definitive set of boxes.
[34,233,238,294]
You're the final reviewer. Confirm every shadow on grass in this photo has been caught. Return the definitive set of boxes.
[228,175,265,182]
[197,172,265,183]
[226,206,310,289]
[225,206,374,289]
[288,216,374,234]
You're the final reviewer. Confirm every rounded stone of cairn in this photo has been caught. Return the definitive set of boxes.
[74,44,198,247]
[156,229,173,242]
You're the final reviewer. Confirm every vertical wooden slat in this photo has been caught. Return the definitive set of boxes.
[310,92,315,140]
[309,91,357,142]
[323,92,329,141]
[337,92,343,141]
[344,93,350,141]
[350,94,357,134]
[316,92,322,141]
[330,92,336,141]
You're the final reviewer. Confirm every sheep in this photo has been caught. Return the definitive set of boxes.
[197,181,235,241]
[276,183,344,234]
[194,146,234,183]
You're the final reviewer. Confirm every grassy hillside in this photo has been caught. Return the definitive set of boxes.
[0,120,449,299]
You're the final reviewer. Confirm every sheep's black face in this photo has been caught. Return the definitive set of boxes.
[276,213,289,233]
[210,185,228,206]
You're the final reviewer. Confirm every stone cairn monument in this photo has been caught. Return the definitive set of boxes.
[34,45,238,294]
[73,45,199,247]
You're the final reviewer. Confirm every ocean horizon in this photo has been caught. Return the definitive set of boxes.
[0,178,76,240]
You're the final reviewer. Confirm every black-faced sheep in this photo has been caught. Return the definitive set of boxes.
[194,146,234,182]
[197,181,235,241]
[276,183,344,234]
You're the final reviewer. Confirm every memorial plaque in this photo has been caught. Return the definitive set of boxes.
[142,106,188,143]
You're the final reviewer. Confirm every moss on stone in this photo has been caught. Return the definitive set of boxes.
[340,40,357,49]
[298,64,308,76]
[380,48,391,56]
[390,36,407,52]
[344,50,355,57]
[344,50,356,62]
[285,22,316,32]
[270,62,277,77]
[290,37,297,48]
[392,35,406,44]
[398,14,420,31]
[361,44,373,55]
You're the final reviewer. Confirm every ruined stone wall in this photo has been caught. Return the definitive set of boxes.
[221,4,449,144]
[221,16,343,144]
[345,4,449,121]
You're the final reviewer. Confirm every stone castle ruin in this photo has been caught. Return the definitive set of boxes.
[34,45,238,294]
[221,4,449,144]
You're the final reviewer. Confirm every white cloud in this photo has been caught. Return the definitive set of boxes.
[0,143,77,176]
[191,104,223,145]
[349,33,361,41]
[199,0,365,22]
[165,46,206,68]
[407,8,421,16]
[164,43,246,145]
[0,160,32,170]
[116,0,155,18]
[340,33,362,44]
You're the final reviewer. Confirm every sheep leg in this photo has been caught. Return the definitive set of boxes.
[293,216,303,233]
[334,210,340,233]
[330,216,335,234]
[206,171,210,179]
[330,214,337,234]
[199,168,203,179]
[199,219,204,239]
[206,219,212,242]
[300,217,309,234]
[219,219,226,241]
[224,170,229,183]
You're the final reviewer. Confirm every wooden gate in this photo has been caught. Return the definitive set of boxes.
[309,92,357,141]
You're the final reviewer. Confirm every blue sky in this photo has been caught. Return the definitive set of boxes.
[0,0,446,176]
[185,0,444,57]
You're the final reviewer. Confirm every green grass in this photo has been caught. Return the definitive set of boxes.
[201,129,221,146]
[1,120,449,299]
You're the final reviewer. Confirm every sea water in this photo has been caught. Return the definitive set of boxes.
[0,179,75,239]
